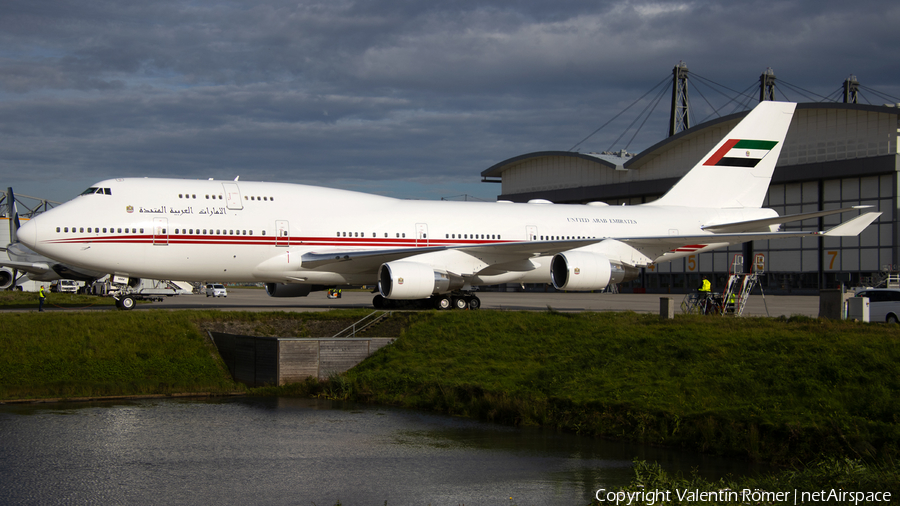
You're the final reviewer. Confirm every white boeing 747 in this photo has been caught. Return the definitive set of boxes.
[17,101,880,309]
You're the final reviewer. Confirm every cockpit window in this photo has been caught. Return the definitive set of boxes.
[79,187,112,195]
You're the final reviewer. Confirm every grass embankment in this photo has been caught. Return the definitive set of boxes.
[0,309,375,400]
[331,311,900,468]
[0,290,118,309]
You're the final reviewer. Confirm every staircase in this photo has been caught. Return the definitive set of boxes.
[332,311,393,338]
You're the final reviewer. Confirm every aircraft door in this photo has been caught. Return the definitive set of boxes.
[222,182,243,210]
[416,223,428,247]
[153,218,168,246]
[275,220,289,247]
[526,225,538,241]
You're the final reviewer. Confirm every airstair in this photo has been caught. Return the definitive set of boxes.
[721,254,768,317]
[886,274,900,289]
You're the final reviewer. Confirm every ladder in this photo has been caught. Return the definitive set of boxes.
[887,274,900,289]
[720,254,768,317]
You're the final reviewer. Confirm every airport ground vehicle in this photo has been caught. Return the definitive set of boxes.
[92,276,193,310]
[853,288,900,323]
[206,283,227,297]
[51,279,80,293]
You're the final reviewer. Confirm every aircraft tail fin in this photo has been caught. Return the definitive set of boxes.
[647,101,796,209]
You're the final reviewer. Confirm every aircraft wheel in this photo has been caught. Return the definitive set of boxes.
[467,296,481,310]
[118,296,136,311]
[434,295,452,310]
[373,294,385,309]
[453,297,468,310]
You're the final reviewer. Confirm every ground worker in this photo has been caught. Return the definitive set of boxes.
[699,276,711,296]
[727,291,737,314]
[38,285,46,312]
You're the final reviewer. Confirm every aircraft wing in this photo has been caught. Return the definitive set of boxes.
[300,238,607,274]
[299,212,881,274]
[701,205,873,233]
[623,212,882,262]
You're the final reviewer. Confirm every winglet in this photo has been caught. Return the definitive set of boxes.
[822,212,882,237]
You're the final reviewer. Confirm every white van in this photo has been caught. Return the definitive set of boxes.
[853,288,900,323]
[205,283,227,297]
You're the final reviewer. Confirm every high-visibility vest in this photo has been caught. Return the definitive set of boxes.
[700,279,711,292]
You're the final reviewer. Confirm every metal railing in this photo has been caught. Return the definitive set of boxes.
[332,311,392,338]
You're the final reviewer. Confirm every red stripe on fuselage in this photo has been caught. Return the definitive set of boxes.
[43,235,506,248]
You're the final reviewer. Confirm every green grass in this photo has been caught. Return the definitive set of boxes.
[341,311,900,465]
[0,290,118,308]
[0,309,378,400]
[0,310,240,399]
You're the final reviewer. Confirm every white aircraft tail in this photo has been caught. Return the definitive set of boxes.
[648,101,796,208]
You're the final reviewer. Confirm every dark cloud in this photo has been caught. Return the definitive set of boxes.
[1,0,898,202]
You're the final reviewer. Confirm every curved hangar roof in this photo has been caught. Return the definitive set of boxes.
[482,103,900,203]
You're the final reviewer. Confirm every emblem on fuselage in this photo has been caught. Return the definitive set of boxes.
[126,205,134,213]
[398,277,404,285]
[574,267,581,275]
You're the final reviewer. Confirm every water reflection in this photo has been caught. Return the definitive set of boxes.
[0,397,763,505]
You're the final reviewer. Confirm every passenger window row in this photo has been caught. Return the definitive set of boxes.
[176,193,274,202]
[446,234,501,240]
[174,229,258,236]
[539,235,595,240]
[52,227,260,236]
[57,227,143,233]
[337,232,407,238]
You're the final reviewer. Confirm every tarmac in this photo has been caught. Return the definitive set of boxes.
[143,288,821,317]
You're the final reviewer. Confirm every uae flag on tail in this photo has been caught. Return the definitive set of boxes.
[704,139,779,168]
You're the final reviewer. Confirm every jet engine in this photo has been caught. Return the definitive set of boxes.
[550,252,638,291]
[378,261,464,299]
[0,268,15,290]
[265,283,313,298]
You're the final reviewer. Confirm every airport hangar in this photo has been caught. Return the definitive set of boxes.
[481,102,900,295]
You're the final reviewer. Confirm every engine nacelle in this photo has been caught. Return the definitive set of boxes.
[550,252,637,291]
[0,268,14,290]
[265,283,313,298]
[378,261,464,299]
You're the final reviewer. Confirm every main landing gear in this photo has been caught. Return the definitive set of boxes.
[372,293,481,310]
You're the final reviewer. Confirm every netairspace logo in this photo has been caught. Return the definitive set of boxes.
[594,488,892,505]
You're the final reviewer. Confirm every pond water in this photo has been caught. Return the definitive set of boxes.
[0,397,765,505]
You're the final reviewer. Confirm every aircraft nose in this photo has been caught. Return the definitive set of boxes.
[17,216,37,249]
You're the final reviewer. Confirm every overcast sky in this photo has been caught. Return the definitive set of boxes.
[2,0,899,204]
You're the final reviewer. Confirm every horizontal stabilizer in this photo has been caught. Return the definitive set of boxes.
[823,212,882,237]
[702,206,874,233]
